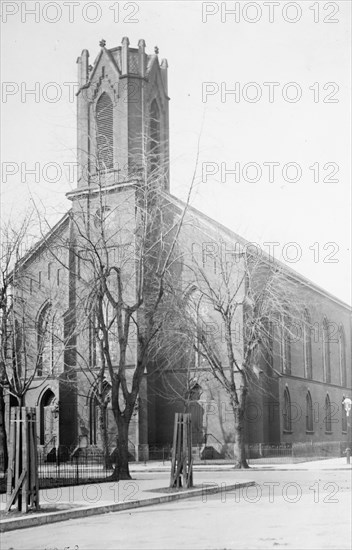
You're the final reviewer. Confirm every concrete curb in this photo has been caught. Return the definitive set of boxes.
[0,480,254,533]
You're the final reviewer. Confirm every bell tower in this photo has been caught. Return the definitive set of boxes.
[73,37,169,193]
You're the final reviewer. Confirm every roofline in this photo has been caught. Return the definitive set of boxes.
[15,211,71,271]
[165,192,351,312]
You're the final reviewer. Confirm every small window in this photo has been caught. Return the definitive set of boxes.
[324,394,332,433]
[48,262,52,280]
[149,99,161,175]
[57,269,61,286]
[38,271,42,289]
[29,279,33,295]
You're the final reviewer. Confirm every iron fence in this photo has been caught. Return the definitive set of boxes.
[0,439,350,493]
[246,440,349,464]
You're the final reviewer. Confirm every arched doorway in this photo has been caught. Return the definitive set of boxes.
[39,389,58,448]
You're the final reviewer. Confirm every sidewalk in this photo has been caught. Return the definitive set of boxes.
[250,456,352,470]
[127,456,352,471]
[1,457,350,533]
[0,470,254,533]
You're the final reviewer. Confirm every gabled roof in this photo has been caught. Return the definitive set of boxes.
[88,47,121,85]
[164,192,351,312]
[15,211,71,271]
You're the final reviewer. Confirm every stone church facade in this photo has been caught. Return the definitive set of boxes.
[8,38,351,460]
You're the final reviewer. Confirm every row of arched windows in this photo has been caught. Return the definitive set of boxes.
[283,388,347,434]
[280,310,347,387]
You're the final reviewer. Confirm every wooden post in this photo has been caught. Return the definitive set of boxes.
[22,407,29,512]
[169,413,193,489]
[6,408,15,499]
[5,407,39,513]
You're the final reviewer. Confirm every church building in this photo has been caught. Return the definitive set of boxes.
[8,38,351,461]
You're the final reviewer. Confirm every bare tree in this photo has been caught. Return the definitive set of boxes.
[0,217,65,470]
[44,107,200,479]
[161,242,305,468]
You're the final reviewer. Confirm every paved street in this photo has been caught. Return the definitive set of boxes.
[2,468,351,549]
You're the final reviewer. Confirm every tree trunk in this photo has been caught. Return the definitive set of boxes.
[0,386,8,472]
[99,405,112,469]
[111,415,132,480]
[233,410,249,468]
[232,387,249,469]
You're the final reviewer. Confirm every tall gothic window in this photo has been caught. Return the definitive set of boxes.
[324,394,332,433]
[339,325,347,387]
[37,303,52,376]
[322,318,331,383]
[341,403,347,433]
[37,303,62,376]
[149,99,161,175]
[283,388,292,432]
[303,309,312,379]
[306,391,313,432]
[96,92,114,171]
[280,312,291,375]
[89,381,111,445]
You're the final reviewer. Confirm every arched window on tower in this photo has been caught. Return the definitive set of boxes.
[303,309,312,379]
[306,391,313,432]
[283,387,292,432]
[96,92,114,171]
[322,318,331,383]
[338,325,347,387]
[149,99,161,176]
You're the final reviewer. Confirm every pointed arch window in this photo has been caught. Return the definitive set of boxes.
[322,318,331,383]
[39,389,56,445]
[306,391,314,432]
[324,394,332,433]
[149,99,161,175]
[303,309,312,379]
[37,303,52,376]
[280,312,291,375]
[96,92,114,171]
[89,381,111,445]
[37,303,62,376]
[338,325,347,387]
[341,402,347,433]
[283,387,292,432]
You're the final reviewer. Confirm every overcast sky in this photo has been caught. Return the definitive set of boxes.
[1,1,351,303]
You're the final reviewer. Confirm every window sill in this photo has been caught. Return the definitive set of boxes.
[283,430,293,434]
[306,431,314,434]
[325,431,333,435]
[342,431,347,434]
